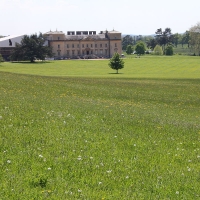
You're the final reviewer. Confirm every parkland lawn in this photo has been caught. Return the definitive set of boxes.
[0,56,200,199]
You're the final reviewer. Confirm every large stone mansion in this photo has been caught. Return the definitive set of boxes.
[43,30,122,59]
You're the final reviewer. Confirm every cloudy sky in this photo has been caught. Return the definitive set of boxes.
[1,0,200,36]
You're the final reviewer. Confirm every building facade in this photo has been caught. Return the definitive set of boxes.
[43,30,122,59]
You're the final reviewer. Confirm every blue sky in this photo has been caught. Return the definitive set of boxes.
[1,0,200,36]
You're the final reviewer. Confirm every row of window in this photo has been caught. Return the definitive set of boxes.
[58,49,108,56]
[57,43,117,49]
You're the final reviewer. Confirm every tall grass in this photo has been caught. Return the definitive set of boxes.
[0,57,200,199]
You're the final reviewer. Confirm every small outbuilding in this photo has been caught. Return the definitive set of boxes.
[0,35,24,60]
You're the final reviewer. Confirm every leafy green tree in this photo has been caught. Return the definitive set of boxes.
[122,35,134,50]
[165,44,173,55]
[190,23,200,55]
[11,33,53,62]
[108,53,124,74]
[126,45,134,54]
[183,31,190,48]
[135,41,146,55]
[0,54,3,62]
[146,38,157,50]
[173,33,179,47]
[153,45,163,55]
[155,28,173,52]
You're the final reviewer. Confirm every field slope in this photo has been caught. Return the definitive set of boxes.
[0,57,200,199]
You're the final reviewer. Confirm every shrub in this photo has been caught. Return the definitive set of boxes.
[165,45,173,55]
[153,45,163,55]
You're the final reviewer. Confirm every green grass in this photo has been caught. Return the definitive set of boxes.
[0,56,200,78]
[0,57,200,199]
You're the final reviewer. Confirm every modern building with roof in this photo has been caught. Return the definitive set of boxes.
[0,35,24,60]
[43,30,122,59]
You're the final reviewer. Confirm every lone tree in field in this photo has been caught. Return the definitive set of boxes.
[11,33,53,62]
[108,53,124,74]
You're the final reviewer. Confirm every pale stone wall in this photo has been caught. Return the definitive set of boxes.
[44,30,122,58]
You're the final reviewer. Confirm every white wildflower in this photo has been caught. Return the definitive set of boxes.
[0,116,2,120]
[39,154,43,158]
[176,191,179,194]
[7,160,11,164]
[78,189,82,192]
[48,167,51,170]
[77,156,82,161]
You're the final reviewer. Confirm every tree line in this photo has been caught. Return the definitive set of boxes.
[123,22,200,56]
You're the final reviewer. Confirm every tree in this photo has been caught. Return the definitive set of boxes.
[135,41,146,55]
[165,44,173,55]
[189,22,200,55]
[155,28,173,52]
[146,38,157,50]
[172,33,179,47]
[126,45,134,54]
[183,31,190,48]
[108,53,124,74]
[0,54,3,62]
[153,45,163,55]
[11,33,53,62]
[122,35,134,50]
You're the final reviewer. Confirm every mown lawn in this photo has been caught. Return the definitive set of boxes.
[0,56,200,78]
[0,57,200,199]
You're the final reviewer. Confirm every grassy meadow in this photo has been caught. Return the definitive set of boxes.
[0,56,200,199]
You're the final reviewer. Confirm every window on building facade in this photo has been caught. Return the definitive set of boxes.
[72,50,75,55]
[58,44,60,48]
[115,43,117,47]
[77,44,79,48]
[91,50,93,54]
[82,44,84,48]
[58,37,60,40]
[105,43,107,48]
[95,44,97,48]
[91,44,93,48]
[105,49,107,55]
[72,44,74,48]
[100,50,103,54]
[82,50,84,55]
[67,50,70,55]
[100,44,102,48]
[95,50,98,54]
[87,44,88,48]
[67,44,69,48]
[77,50,80,55]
